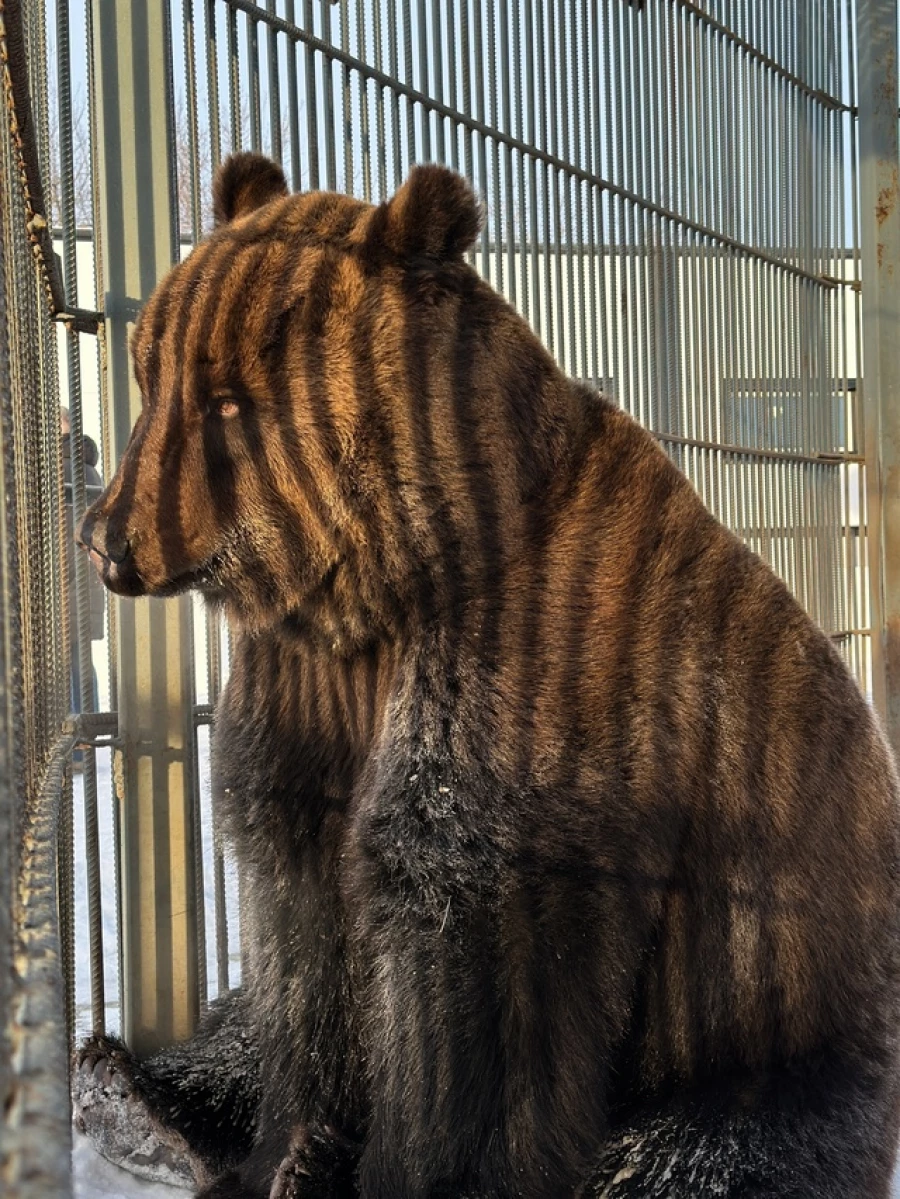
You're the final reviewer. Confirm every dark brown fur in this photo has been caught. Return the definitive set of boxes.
[77,155,900,1198]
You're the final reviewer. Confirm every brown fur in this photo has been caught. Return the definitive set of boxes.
[78,155,900,1198]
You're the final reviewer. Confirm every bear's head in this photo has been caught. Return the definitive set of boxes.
[79,154,574,646]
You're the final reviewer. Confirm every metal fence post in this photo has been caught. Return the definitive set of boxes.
[858,0,900,752]
[89,0,200,1056]
[0,152,15,1196]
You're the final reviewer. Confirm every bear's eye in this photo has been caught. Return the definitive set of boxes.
[211,393,241,419]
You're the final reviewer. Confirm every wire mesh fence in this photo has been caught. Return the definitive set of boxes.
[0,0,892,1192]
[0,0,77,1193]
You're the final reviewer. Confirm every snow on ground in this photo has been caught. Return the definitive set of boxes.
[73,1130,191,1199]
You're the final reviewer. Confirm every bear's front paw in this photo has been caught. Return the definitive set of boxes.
[75,1033,139,1096]
[269,1124,358,1199]
[73,1033,198,1188]
[73,1033,144,1137]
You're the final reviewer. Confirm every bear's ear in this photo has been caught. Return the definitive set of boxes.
[212,153,289,226]
[377,165,483,262]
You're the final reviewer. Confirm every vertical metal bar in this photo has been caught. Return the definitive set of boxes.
[430,0,446,164]
[618,0,638,418]
[183,0,203,245]
[643,3,659,434]
[247,9,262,151]
[304,0,319,188]
[90,0,201,1056]
[285,1,301,188]
[580,1,596,384]
[57,0,106,1038]
[444,0,460,173]
[849,0,869,684]
[633,7,651,428]
[602,1,621,405]
[560,0,577,377]
[415,0,431,160]
[0,193,15,1183]
[341,1,354,190]
[227,2,241,151]
[838,1,854,658]
[205,0,222,170]
[858,0,900,744]
[267,0,282,161]
[354,1,371,199]
[472,0,489,278]
[571,0,586,379]
[524,0,539,335]
[85,0,116,734]
[371,0,387,197]
[591,8,608,391]
[403,0,416,172]
[683,8,698,440]
[320,4,337,191]
[486,1,502,296]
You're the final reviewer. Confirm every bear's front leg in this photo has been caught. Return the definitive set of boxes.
[269,1123,360,1199]
[74,988,260,1187]
[192,1122,360,1199]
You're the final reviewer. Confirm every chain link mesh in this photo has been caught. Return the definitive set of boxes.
[0,0,75,1193]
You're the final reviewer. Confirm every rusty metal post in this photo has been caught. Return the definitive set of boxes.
[89,0,201,1056]
[858,0,900,751]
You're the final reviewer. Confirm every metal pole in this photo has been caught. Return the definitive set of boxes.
[0,144,17,1194]
[89,0,200,1057]
[857,0,900,749]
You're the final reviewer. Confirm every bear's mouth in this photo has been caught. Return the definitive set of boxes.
[87,547,109,574]
[84,541,230,601]
[85,547,146,598]
[156,534,247,601]
[146,551,231,600]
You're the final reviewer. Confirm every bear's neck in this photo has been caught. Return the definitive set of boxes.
[325,297,601,648]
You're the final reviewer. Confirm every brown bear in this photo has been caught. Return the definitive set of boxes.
[75,152,900,1198]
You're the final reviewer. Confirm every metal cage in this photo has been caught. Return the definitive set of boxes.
[2,1,900,1194]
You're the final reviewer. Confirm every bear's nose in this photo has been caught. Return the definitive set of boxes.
[77,511,131,565]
